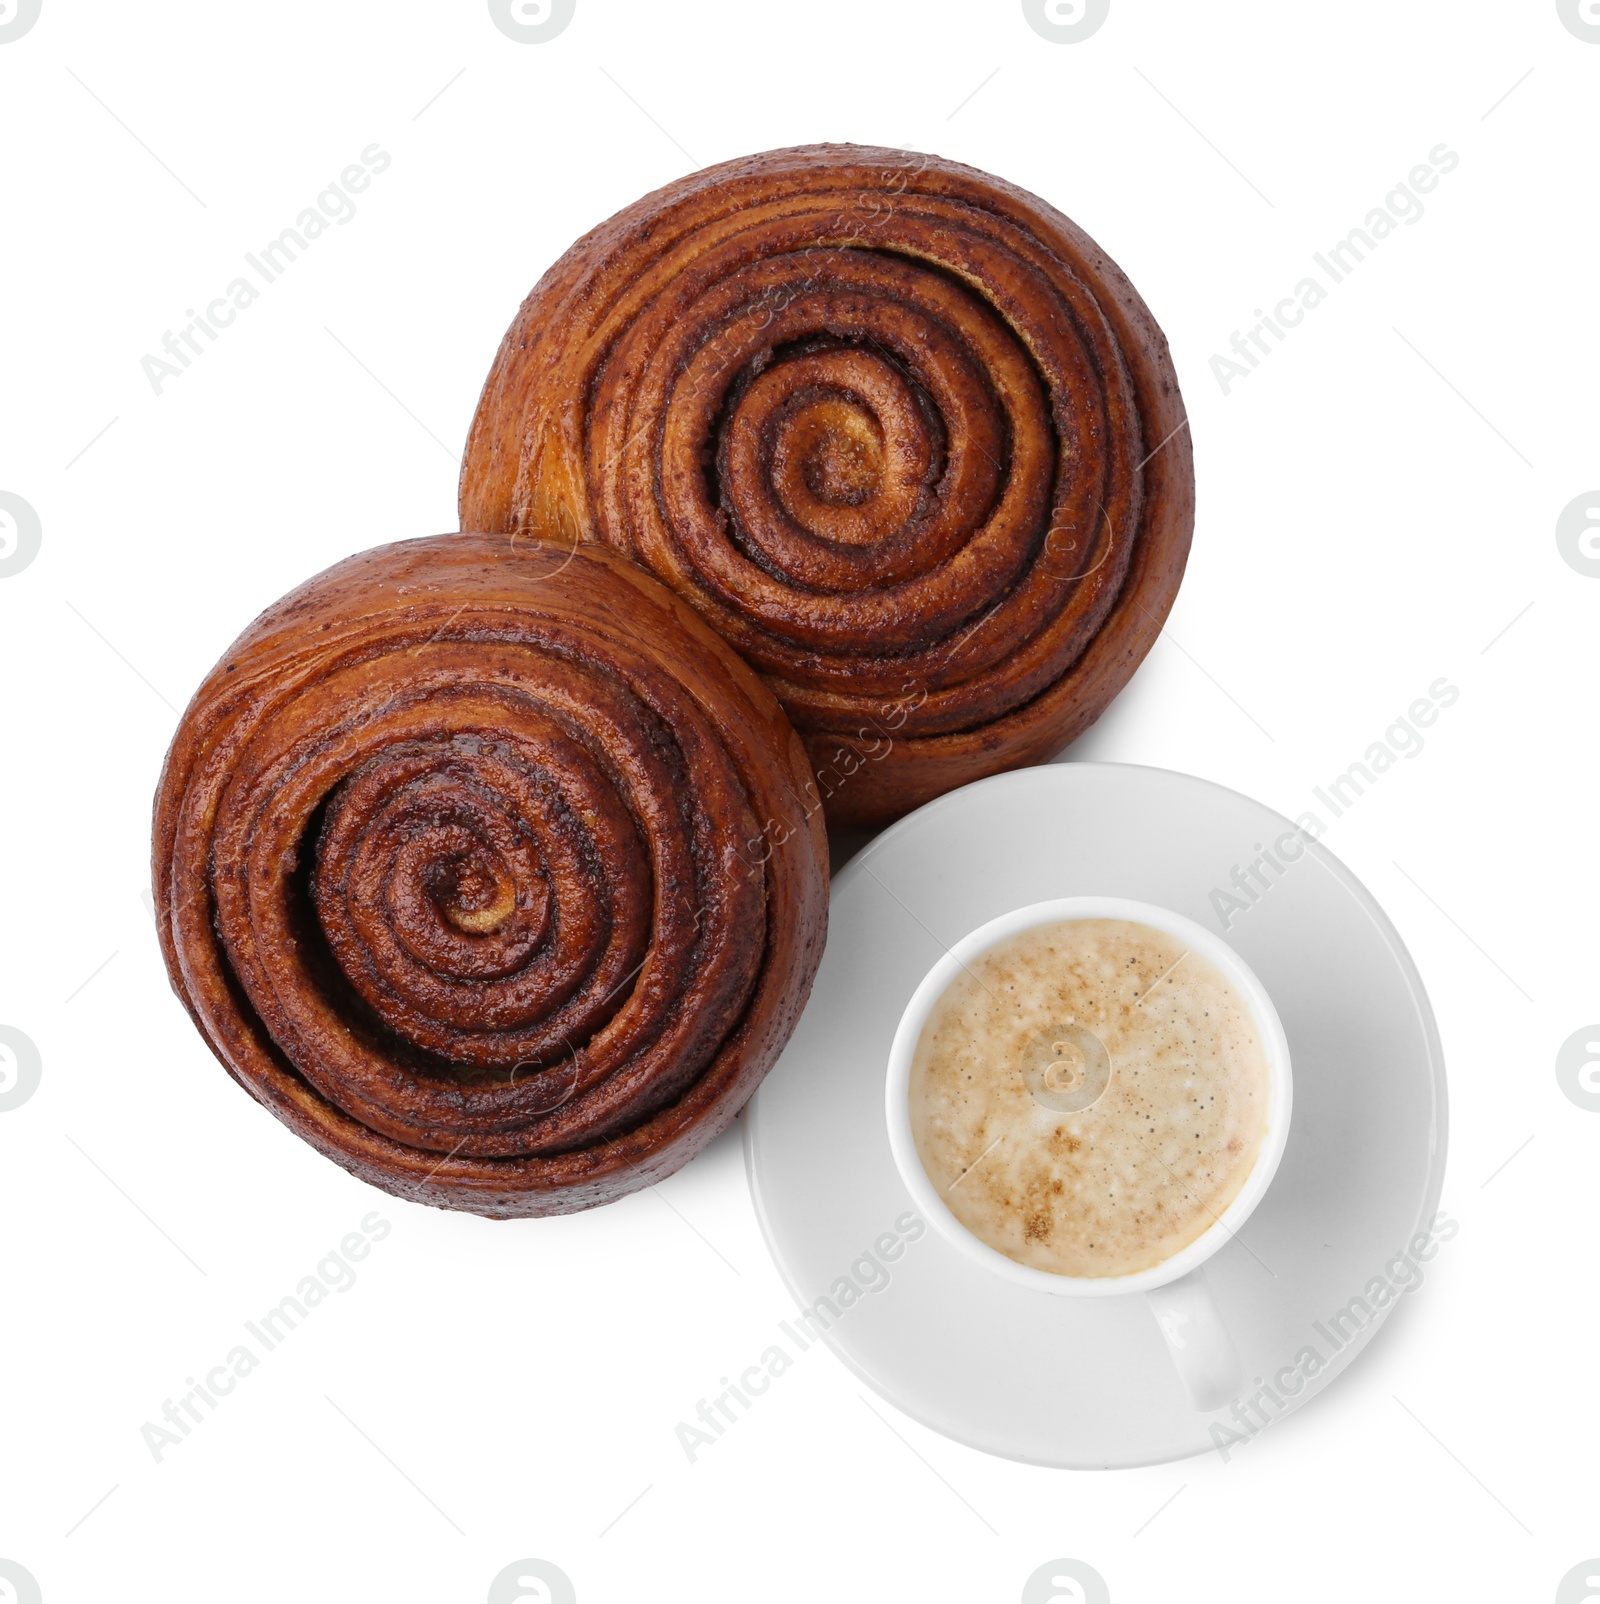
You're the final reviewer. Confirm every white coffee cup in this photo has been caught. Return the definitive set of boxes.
[884,895,1292,1411]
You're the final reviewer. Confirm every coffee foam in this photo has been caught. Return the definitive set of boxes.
[908,918,1271,1278]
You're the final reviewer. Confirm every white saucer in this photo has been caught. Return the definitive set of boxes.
[744,762,1448,1468]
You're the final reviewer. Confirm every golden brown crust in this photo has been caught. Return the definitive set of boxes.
[461,144,1194,827]
[152,533,827,1217]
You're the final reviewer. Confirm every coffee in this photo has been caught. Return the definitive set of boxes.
[907,918,1271,1278]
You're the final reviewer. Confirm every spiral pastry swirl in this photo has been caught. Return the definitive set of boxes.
[153,534,827,1218]
[461,144,1194,827]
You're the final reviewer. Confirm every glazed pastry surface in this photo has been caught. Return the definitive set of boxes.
[153,534,827,1217]
[461,144,1194,825]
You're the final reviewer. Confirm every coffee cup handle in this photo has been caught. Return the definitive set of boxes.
[1145,1267,1242,1412]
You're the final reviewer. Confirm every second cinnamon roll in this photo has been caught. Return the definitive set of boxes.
[153,534,827,1218]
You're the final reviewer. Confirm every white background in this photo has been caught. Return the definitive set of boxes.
[2,1,1595,1599]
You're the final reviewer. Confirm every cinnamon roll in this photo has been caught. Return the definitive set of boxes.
[152,534,827,1218]
[461,144,1194,827]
